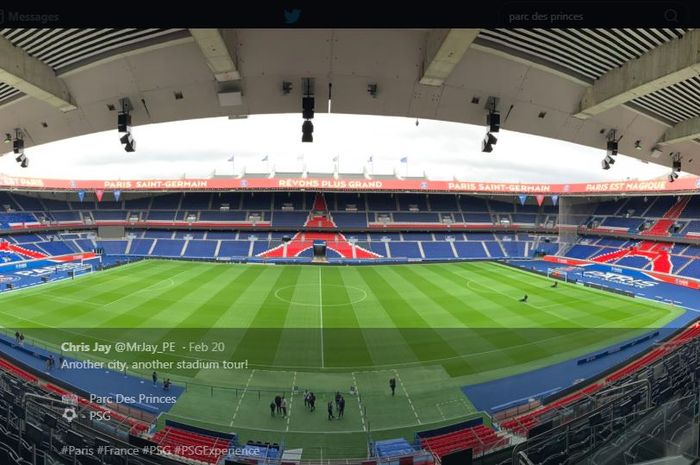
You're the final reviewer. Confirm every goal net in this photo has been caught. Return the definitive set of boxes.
[547,268,569,282]
[547,266,587,283]
[68,263,93,278]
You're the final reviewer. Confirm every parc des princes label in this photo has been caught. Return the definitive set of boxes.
[0,26,698,465]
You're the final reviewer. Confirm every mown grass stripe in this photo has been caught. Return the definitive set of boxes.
[357,267,469,372]
[321,267,373,368]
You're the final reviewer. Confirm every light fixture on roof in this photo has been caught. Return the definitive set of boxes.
[120,132,136,152]
[668,152,682,182]
[117,98,136,153]
[367,83,378,98]
[634,140,642,150]
[301,120,313,143]
[301,78,315,143]
[601,154,615,170]
[601,130,621,170]
[11,129,28,168]
[482,96,500,153]
[482,132,497,153]
[3,133,11,144]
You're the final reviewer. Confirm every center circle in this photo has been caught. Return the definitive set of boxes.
[274,284,368,307]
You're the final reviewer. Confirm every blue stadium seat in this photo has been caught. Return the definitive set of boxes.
[393,212,440,223]
[180,193,212,210]
[147,211,177,221]
[388,242,421,258]
[566,244,600,259]
[198,211,247,222]
[97,240,127,255]
[678,259,700,277]
[332,212,368,228]
[397,194,428,211]
[218,241,251,257]
[401,233,433,241]
[273,192,305,210]
[428,195,459,211]
[271,212,308,228]
[39,241,77,256]
[150,194,182,209]
[130,239,154,255]
[93,210,127,220]
[206,231,238,240]
[183,240,217,258]
[151,239,185,257]
[144,230,173,239]
[367,194,398,211]
[454,241,488,258]
[421,241,455,259]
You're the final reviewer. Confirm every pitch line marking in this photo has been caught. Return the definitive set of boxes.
[273,284,367,307]
[319,269,325,369]
[351,372,367,432]
[285,371,297,432]
[101,277,176,309]
[435,399,472,421]
[230,369,255,425]
[393,369,421,425]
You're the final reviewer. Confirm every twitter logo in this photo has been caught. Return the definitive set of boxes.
[284,9,301,24]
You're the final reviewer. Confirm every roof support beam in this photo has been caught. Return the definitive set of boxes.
[420,29,479,86]
[659,116,700,145]
[0,36,76,112]
[576,29,700,119]
[189,28,240,82]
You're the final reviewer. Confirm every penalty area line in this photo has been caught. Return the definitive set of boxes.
[285,371,298,432]
[351,372,367,432]
[393,369,421,425]
[319,268,325,369]
[230,369,255,426]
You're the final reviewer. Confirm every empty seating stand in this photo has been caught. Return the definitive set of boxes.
[374,438,416,458]
[419,424,505,458]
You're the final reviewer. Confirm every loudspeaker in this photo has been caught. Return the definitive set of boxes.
[302,97,314,119]
[117,113,131,132]
[487,111,500,133]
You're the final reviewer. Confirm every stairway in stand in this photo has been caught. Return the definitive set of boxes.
[591,197,688,274]
[258,194,381,259]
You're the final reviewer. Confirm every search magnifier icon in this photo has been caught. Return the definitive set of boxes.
[664,8,678,22]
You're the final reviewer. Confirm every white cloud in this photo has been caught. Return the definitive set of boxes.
[0,114,670,182]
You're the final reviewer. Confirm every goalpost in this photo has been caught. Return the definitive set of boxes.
[67,263,94,279]
[546,266,584,283]
[546,268,570,282]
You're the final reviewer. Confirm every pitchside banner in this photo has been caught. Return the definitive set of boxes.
[543,255,700,290]
[1,174,700,195]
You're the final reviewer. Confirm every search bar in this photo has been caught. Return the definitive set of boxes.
[500,1,688,26]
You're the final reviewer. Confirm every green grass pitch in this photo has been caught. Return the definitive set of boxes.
[0,260,682,458]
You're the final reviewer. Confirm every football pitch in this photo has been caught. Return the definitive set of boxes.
[0,259,683,458]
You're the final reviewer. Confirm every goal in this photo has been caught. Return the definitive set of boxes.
[68,263,93,278]
[547,267,575,283]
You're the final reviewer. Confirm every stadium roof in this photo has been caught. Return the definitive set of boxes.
[1,28,700,174]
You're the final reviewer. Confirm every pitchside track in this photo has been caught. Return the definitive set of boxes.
[0,260,681,458]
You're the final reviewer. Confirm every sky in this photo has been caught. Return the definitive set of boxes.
[0,113,672,183]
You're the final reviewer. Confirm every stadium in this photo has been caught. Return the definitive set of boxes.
[0,23,699,465]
